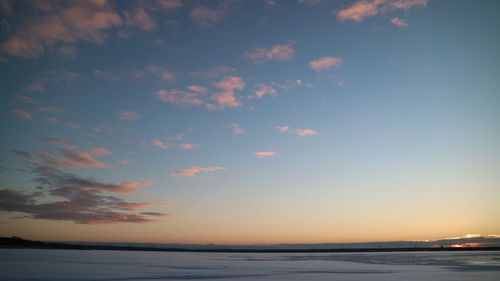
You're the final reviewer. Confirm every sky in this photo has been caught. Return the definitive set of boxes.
[0,0,499,245]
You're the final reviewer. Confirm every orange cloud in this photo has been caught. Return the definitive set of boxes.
[276,126,290,132]
[391,17,408,27]
[310,57,343,72]
[110,181,153,194]
[296,129,319,136]
[254,151,278,158]
[186,85,208,93]
[253,84,278,99]
[172,166,226,177]
[244,43,295,62]
[211,76,245,109]
[152,139,171,149]
[178,143,199,150]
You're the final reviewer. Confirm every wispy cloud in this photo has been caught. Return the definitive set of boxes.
[156,89,205,107]
[190,0,238,28]
[295,128,319,136]
[244,42,295,62]
[252,83,278,99]
[117,110,141,120]
[178,143,199,150]
[309,57,343,72]
[191,66,235,79]
[152,139,172,149]
[145,64,175,81]
[158,0,183,9]
[125,7,156,30]
[276,126,290,132]
[227,123,246,135]
[254,151,278,158]
[391,17,408,27]
[337,0,427,23]
[87,147,112,156]
[172,166,225,177]
[9,109,34,120]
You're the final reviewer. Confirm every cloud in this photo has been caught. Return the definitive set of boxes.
[38,106,66,114]
[16,95,38,105]
[58,45,78,58]
[309,56,343,72]
[125,7,156,30]
[9,108,34,120]
[190,0,237,28]
[254,151,278,158]
[296,128,319,136]
[118,160,130,165]
[211,76,245,109]
[227,123,245,134]
[186,85,208,94]
[2,1,122,58]
[391,17,408,27]
[146,64,175,81]
[178,143,199,150]
[117,110,141,120]
[276,126,290,132]
[244,42,295,62]
[0,165,169,224]
[252,83,278,99]
[87,147,112,156]
[172,166,225,177]
[158,0,183,9]
[337,0,380,22]
[191,66,235,79]
[43,138,74,147]
[152,139,172,149]
[39,149,109,169]
[156,89,204,107]
[337,0,427,23]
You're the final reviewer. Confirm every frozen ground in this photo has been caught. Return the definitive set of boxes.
[1,249,500,280]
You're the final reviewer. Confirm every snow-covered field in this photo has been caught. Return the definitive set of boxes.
[1,249,500,280]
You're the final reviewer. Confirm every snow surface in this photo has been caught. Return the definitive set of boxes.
[1,249,500,280]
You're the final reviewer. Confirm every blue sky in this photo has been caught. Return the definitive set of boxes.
[1,0,499,244]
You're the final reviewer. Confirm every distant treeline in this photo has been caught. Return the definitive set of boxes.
[2,237,500,253]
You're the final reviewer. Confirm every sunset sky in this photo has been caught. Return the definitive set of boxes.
[1,0,499,244]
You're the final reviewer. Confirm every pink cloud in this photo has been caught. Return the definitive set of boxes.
[276,126,290,132]
[253,84,278,99]
[244,43,295,62]
[190,1,237,28]
[212,76,245,109]
[391,17,408,27]
[152,139,171,149]
[146,64,175,81]
[296,129,319,136]
[159,0,183,9]
[43,138,74,147]
[172,166,225,177]
[337,0,427,23]
[125,7,156,30]
[2,1,122,58]
[227,123,245,135]
[9,109,34,120]
[337,0,380,22]
[178,143,199,150]
[87,147,112,156]
[390,0,427,10]
[215,76,245,91]
[38,106,66,114]
[310,56,343,72]
[186,85,208,93]
[117,201,171,211]
[156,89,204,107]
[117,110,141,120]
[109,181,153,194]
[118,160,130,165]
[254,151,278,158]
